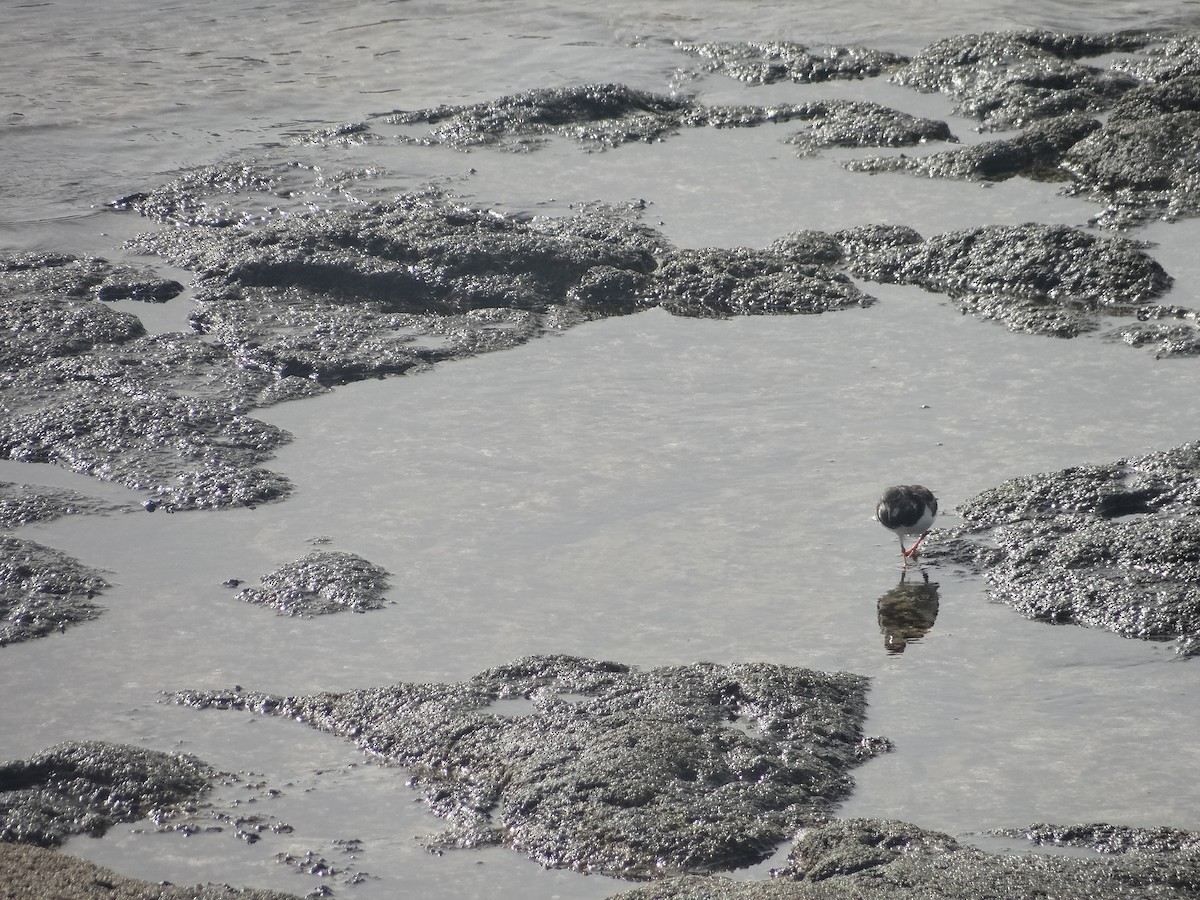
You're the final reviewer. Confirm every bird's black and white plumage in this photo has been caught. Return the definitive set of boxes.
[877,485,938,569]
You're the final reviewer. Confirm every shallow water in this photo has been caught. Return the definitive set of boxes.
[4,0,1200,897]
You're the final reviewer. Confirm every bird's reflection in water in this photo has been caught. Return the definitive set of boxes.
[877,571,940,654]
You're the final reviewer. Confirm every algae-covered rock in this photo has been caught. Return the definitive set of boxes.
[0,535,108,646]
[0,740,212,846]
[931,441,1200,654]
[236,551,391,616]
[170,655,889,879]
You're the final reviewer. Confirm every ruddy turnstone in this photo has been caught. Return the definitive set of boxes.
[876,484,938,569]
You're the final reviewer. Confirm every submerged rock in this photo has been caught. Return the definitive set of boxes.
[236,550,391,616]
[170,654,890,879]
[0,535,108,646]
[0,740,212,846]
[930,441,1200,654]
[611,818,1200,899]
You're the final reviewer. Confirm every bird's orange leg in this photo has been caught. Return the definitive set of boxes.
[904,531,931,559]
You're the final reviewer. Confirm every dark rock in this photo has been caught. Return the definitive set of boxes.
[775,818,960,881]
[846,113,1099,181]
[930,441,1200,653]
[111,162,280,226]
[836,222,1189,347]
[0,740,212,846]
[1111,35,1200,84]
[237,551,391,616]
[649,248,874,318]
[0,251,180,308]
[169,655,890,879]
[892,31,1147,130]
[781,101,955,155]
[386,83,694,149]
[1104,321,1200,357]
[0,387,293,510]
[0,535,108,645]
[998,822,1200,855]
[951,292,1100,338]
[0,842,302,900]
[385,82,949,154]
[1062,108,1200,227]
[767,231,845,265]
[0,480,124,528]
[673,40,908,85]
[610,818,1200,899]
[95,272,183,303]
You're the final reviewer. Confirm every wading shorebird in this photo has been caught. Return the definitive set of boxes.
[876,484,938,569]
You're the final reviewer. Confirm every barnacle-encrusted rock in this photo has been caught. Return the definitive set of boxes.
[0,740,212,846]
[931,441,1200,653]
[673,40,908,85]
[170,655,889,879]
[846,113,1099,181]
[236,551,391,616]
[611,818,1200,899]
[0,535,108,645]
[385,83,950,153]
[0,480,124,528]
[892,31,1147,130]
[649,248,873,318]
[835,222,1188,345]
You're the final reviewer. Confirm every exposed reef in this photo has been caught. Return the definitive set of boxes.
[0,843,302,900]
[610,818,1200,899]
[0,480,125,528]
[832,221,1192,345]
[673,40,908,85]
[0,740,211,846]
[170,655,890,879]
[891,30,1147,130]
[931,440,1200,655]
[845,113,1098,181]
[383,83,952,153]
[234,550,392,616]
[0,536,108,646]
